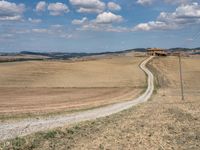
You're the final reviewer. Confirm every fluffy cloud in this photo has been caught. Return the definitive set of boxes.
[137,0,154,5]
[165,3,199,17]
[107,2,121,11]
[73,12,125,32]
[134,2,200,31]
[95,12,123,24]
[36,2,69,16]
[0,0,25,21]
[28,18,42,23]
[134,21,172,31]
[36,1,46,12]
[69,0,105,13]
[72,17,88,25]
[158,2,200,25]
[48,2,69,16]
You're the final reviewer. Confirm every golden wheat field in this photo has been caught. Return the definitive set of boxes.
[2,55,199,150]
[0,54,145,118]
[54,55,200,150]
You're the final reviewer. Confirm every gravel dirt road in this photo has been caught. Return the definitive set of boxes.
[0,56,154,142]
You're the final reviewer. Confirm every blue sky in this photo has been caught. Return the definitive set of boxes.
[0,0,200,52]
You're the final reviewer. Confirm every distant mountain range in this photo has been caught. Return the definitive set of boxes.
[17,48,147,59]
[18,47,200,57]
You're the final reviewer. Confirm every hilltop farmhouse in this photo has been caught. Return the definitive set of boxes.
[147,48,167,56]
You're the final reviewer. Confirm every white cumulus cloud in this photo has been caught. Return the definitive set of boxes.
[73,12,125,32]
[95,12,123,24]
[107,2,121,11]
[0,0,25,21]
[137,0,154,5]
[134,2,200,31]
[134,21,172,31]
[158,2,200,25]
[72,17,88,25]
[48,2,69,16]
[36,1,46,12]
[69,0,105,13]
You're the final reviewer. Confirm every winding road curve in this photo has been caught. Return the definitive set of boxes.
[0,56,154,141]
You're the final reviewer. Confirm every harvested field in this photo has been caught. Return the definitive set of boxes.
[2,56,199,150]
[150,55,200,90]
[0,54,145,119]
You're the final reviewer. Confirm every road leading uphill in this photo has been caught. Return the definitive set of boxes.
[0,56,154,141]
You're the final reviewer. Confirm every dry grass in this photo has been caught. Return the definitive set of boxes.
[1,56,199,150]
[0,54,145,119]
[150,55,200,90]
[0,55,144,88]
